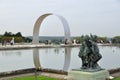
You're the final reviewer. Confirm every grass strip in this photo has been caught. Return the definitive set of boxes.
[112,77,120,80]
[10,76,60,80]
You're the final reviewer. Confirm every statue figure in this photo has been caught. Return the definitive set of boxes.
[78,34,102,71]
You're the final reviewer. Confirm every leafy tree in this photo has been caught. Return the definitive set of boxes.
[73,36,83,44]
[23,37,32,43]
[15,32,22,37]
[1,36,11,42]
[3,32,13,37]
[97,36,107,43]
[1,31,25,43]
[112,36,120,43]
[14,37,23,43]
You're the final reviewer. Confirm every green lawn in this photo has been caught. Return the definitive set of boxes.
[112,77,120,80]
[10,76,60,80]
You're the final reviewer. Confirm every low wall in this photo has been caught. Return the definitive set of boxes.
[0,68,67,78]
[108,68,120,74]
[0,67,120,78]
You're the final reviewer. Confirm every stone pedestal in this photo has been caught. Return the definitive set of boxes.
[68,70,109,80]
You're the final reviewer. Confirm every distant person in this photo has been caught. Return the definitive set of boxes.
[10,37,14,46]
[4,41,7,46]
[65,39,68,44]
[65,39,72,45]
[2,40,4,46]
[1,40,7,47]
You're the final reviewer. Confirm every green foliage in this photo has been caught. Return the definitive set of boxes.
[73,36,83,43]
[3,32,13,37]
[14,37,23,43]
[114,36,120,39]
[0,37,23,43]
[10,76,59,80]
[3,32,22,37]
[0,32,31,43]
[73,35,108,43]
[14,32,22,37]
[112,77,120,80]
[112,36,120,43]
[97,37,107,43]
[73,36,110,43]
[52,39,61,44]
[1,31,120,44]
[23,37,32,43]
[0,36,11,42]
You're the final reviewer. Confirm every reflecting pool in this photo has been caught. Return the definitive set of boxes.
[0,46,120,72]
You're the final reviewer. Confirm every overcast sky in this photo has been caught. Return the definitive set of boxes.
[0,0,120,37]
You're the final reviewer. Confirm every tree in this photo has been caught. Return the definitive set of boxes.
[3,32,13,37]
[1,31,25,43]
[112,36,120,43]
[73,36,84,44]
[15,32,22,37]
[97,37,107,43]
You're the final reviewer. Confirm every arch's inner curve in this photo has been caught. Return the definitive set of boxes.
[32,13,71,44]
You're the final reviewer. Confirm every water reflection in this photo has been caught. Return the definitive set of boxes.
[0,49,33,72]
[33,47,71,71]
[54,47,64,54]
[63,47,71,71]
[99,46,120,69]
[0,50,21,56]
[33,48,41,69]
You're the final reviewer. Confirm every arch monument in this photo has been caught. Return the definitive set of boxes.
[32,13,71,44]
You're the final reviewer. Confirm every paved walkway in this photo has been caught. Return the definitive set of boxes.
[0,43,112,50]
[0,43,81,50]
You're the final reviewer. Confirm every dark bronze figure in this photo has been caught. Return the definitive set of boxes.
[78,35,102,71]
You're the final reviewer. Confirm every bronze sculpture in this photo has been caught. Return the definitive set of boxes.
[78,34,102,72]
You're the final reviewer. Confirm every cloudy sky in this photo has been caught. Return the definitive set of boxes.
[0,0,120,37]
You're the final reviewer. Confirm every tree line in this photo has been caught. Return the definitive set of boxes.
[73,35,120,44]
[0,32,32,43]
[0,32,120,44]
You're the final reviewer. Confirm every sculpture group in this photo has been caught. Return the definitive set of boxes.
[78,34,102,71]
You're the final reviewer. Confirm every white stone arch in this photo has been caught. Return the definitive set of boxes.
[32,13,71,44]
